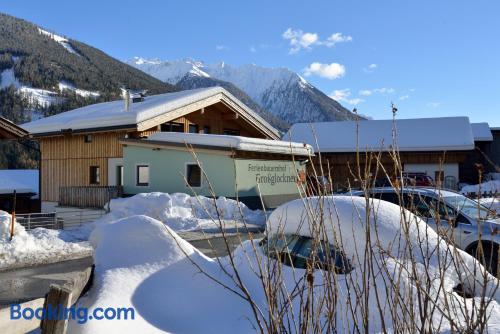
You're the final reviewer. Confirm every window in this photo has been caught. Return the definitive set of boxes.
[202,126,210,134]
[89,166,100,184]
[223,129,240,136]
[262,234,352,273]
[188,124,199,133]
[160,122,184,132]
[136,165,149,186]
[116,166,124,186]
[84,134,92,143]
[186,164,201,187]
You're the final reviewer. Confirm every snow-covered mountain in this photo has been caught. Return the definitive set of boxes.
[127,58,359,125]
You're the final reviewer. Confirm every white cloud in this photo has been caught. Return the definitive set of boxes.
[249,46,257,53]
[215,45,229,51]
[358,87,395,96]
[283,28,351,53]
[323,32,353,47]
[303,62,346,80]
[330,89,364,105]
[427,102,440,108]
[363,63,378,73]
[399,94,410,101]
[283,28,319,53]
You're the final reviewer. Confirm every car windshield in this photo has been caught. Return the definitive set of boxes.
[261,234,352,274]
[443,195,497,220]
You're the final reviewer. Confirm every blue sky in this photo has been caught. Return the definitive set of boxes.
[1,0,499,125]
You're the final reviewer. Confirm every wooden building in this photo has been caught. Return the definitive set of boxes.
[21,87,280,207]
[0,116,28,139]
[285,117,478,191]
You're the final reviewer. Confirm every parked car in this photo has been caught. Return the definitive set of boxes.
[350,187,500,275]
[402,172,435,186]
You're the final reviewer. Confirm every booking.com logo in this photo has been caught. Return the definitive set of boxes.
[10,303,135,324]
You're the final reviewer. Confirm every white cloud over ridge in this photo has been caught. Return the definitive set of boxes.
[303,62,346,80]
[330,89,363,105]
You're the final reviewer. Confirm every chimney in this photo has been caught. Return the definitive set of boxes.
[124,89,130,112]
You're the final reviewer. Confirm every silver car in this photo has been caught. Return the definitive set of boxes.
[350,187,500,275]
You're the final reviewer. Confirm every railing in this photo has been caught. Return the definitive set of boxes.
[59,186,122,209]
[16,210,106,231]
[16,213,63,230]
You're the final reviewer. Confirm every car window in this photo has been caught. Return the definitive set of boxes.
[263,234,352,274]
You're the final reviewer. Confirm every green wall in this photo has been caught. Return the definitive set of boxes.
[123,145,305,208]
[123,146,237,197]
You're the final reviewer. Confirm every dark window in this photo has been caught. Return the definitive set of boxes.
[188,124,199,133]
[117,166,124,186]
[89,166,100,184]
[262,234,352,273]
[160,122,184,132]
[202,126,210,134]
[186,164,201,187]
[84,134,92,143]
[136,165,149,186]
[223,129,240,136]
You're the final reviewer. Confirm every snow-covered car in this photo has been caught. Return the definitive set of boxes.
[70,196,500,333]
[350,187,500,274]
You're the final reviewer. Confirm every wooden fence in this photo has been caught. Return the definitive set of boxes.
[58,186,122,209]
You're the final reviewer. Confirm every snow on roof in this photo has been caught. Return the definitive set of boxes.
[22,87,277,137]
[144,132,314,156]
[0,169,38,195]
[471,122,493,141]
[284,117,475,153]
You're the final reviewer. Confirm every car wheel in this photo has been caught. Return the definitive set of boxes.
[470,242,499,277]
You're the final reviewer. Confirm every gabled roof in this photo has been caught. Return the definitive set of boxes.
[122,132,314,156]
[284,117,475,153]
[471,122,493,141]
[0,117,28,139]
[21,87,280,139]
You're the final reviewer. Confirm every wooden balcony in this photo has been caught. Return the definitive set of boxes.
[58,186,122,209]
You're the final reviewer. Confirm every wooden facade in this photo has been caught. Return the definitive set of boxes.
[310,151,470,191]
[37,102,271,202]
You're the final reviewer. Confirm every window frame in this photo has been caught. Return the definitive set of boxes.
[185,163,202,188]
[188,124,199,133]
[136,164,150,187]
[160,121,184,133]
[84,134,92,143]
[89,166,100,185]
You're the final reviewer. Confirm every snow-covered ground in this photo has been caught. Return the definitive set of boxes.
[461,180,500,195]
[0,211,92,269]
[38,27,80,56]
[68,196,500,333]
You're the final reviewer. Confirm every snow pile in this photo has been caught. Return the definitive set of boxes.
[0,211,92,269]
[461,180,500,195]
[100,192,265,231]
[38,28,80,55]
[0,68,21,89]
[69,197,500,333]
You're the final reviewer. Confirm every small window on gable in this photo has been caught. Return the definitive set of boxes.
[160,122,184,133]
[186,164,201,187]
[84,134,92,143]
[188,124,199,133]
[223,129,240,136]
[136,165,149,186]
[89,166,100,184]
[202,126,210,134]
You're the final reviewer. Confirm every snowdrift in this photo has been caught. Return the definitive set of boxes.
[70,197,500,333]
[100,192,265,231]
[461,180,500,195]
[0,211,92,269]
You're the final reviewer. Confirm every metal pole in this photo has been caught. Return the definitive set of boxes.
[9,190,17,241]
